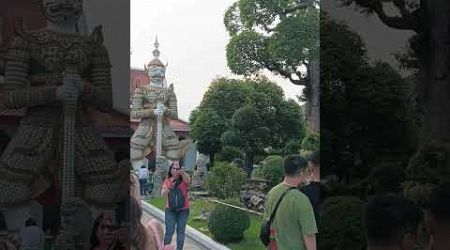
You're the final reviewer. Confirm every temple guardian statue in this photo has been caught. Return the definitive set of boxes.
[130,38,191,195]
[0,0,129,247]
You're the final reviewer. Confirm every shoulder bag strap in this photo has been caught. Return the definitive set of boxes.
[269,187,296,223]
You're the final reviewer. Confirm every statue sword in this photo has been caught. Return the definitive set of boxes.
[61,75,77,204]
[58,65,79,250]
[155,101,163,157]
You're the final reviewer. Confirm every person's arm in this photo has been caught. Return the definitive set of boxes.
[296,194,318,250]
[40,230,45,248]
[131,173,141,201]
[303,234,316,250]
[179,170,191,185]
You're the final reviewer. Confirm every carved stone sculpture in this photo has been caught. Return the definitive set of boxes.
[130,39,191,197]
[0,0,128,236]
[130,38,191,163]
[191,153,209,190]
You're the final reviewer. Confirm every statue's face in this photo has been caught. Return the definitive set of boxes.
[42,0,82,24]
[148,65,165,86]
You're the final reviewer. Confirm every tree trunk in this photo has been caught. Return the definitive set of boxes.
[245,151,254,178]
[209,153,215,171]
[422,1,450,148]
[409,1,450,177]
[306,60,320,133]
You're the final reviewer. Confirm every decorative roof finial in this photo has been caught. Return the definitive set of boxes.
[153,36,160,58]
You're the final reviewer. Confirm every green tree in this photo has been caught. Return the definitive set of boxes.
[190,77,305,167]
[224,0,320,132]
[261,155,284,190]
[301,131,319,152]
[206,162,247,199]
[338,0,450,180]
[222,106,270,177]
[190,109,227,166]
[321,15,417,182]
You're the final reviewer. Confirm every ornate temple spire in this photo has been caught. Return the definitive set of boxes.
[145,35,167,88]
[153,36,160,58]
[147,35,164,68]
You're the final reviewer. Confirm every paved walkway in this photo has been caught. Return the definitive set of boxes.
[141,210,201,250]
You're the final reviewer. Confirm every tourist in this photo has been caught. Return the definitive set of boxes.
[299,150,321,226]
[263,155,317,250]
[364,194,422,250]
[424,183,450,250]
[130,196,163,250]
[89,213,125,250]
[18,218,45,250]
[161,161,191,250]
[139,165,150,197]
[130,174,165,250]
[131,170,142,203]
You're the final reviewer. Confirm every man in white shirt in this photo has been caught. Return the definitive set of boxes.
[19,218,45,250]
[138,165,149,197]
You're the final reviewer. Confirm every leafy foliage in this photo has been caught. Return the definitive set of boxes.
[206,162,246,199]
[261,155,284,190]
[301,132,319,152]
[369,163,405,194]
[320,14,417,182]
[339,0,450,185]
[190,109,228,158]
[190,77,305,166]
[208,199,251,243]
[217,146,243,163]
[222,106,270,176]
[406,144,450,183]
[319,196,366,250]
[225,0,319,83]
[283,140,301,155]
[224,0,320,131]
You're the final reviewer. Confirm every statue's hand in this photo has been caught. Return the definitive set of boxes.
[154,107,164,117]
[156,103,165,111]
[57,73,83,101]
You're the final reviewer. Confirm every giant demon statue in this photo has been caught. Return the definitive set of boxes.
[0,0,128,210]
[130,38,191,162]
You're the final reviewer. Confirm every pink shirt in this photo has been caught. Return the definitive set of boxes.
[163,177,190,210]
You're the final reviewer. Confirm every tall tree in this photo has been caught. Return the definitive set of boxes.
[190,77,305,167]
[222,106,271,177]
[190,108,228,167]
[224,0,320,132]
[321,15,417,182]
[337,0,450,180]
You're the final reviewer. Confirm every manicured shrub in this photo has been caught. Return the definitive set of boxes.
[319,196,366,250]
[217,146,243,162]
[283,140,301,155]
[407,144,450,183]
[370,163,405,194]
[261,155,284,191]
[206,162,246,199]
[208,199,250,243]
[301,132,319,152]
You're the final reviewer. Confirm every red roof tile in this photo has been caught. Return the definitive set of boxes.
[130,68,150,94]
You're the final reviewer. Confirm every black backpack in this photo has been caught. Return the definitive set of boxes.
[168,178,185,211]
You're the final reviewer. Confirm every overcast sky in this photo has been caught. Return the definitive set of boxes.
[323,1,413,72]
[130,0,302,121]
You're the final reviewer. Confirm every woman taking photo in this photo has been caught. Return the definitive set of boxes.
[161,161,191,250]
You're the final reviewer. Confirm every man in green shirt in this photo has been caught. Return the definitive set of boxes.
[263,155,318,250]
